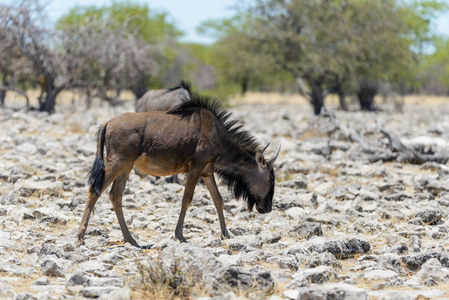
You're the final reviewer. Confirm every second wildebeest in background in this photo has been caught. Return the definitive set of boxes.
[135,80,191,112]
[78,94,280,247]
[134,81,192,182]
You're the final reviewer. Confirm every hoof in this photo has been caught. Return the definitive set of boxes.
[220,230,231,240]
[176,236,187,243]
[125,240,139,247]
[137,244,154,249]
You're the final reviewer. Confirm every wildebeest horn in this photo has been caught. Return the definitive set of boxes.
[261,143,270,153]
[267,144,281,167]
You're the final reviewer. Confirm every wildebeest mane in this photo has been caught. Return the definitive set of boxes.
[215,166,275,212]
[168,92,265,207]
[167,80,192,94]
[215,169,257,211]
[168,93,260,155]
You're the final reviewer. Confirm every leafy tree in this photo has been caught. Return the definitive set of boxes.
[178,43,216,92]
[401,0,448,56]
[246,0,448,113]
[247,0,358,114]
[421,37,449,94]
[352,0,447,107]
[199,16,252,94]
[197,14,294,99]
[57,1,182,44]
[349,0,415,110]
[399,0,448,95]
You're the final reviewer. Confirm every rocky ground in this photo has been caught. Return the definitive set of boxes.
[1,96,449,299]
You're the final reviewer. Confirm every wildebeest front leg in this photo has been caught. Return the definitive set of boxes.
[109,170,138,246]
[175,169,201,242]
[202,175,230,239]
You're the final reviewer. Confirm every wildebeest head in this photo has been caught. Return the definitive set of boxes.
[219,144,280,214]
[174,95,281,216]
[246,144,280,213]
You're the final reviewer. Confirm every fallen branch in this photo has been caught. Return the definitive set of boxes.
[378,129,449,164]
[317,108,449,165]
[322,108,366,144]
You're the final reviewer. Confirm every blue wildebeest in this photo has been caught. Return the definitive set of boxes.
[135,81,191,113]
[77,94,280,247]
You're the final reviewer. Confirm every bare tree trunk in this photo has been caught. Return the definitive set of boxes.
[0,74,7,106]
[40,89,58,113]
[357,81,377,111]
[85,89,93,109]
[295,76,309,96]
[39,75,59,114]
[308,80,325,115]
[0,90,5,106]
[113,88,122,106]
[241,76,250,95]
[332,78,348,111]
[295,75,327,115]
[311,89,324,115]
[134,86,147,99]
[339,93,347,110]
[133,76,148,99]
[0,86,29,107]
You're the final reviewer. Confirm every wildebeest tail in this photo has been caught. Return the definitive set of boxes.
[88,125,107,196]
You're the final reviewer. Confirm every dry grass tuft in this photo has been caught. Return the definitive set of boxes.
[231,92,310,105]
[133,256,206,300]
[132,255,278,299]
[277,170,295,182]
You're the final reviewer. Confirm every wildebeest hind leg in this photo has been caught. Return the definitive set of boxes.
[175,168,201,242]
[78,170,122,246]
[109,169,139,246]
[203,175,230,239]
[77,188,100,246]
[77,163,131,246]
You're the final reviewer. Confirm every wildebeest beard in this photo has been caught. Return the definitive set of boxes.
[216,170,257,212]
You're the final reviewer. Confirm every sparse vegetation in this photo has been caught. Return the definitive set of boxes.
[1,94,449,298]
[133,256,206,299]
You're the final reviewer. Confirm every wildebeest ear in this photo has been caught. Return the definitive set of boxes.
[255,151,266,168]
[261,143,270,153]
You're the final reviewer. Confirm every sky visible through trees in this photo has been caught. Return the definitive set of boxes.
[1,0,449,114]
[23,0,449,44]
[42,0,239,44]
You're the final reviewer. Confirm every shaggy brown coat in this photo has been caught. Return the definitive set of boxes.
[77,95,279,247]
